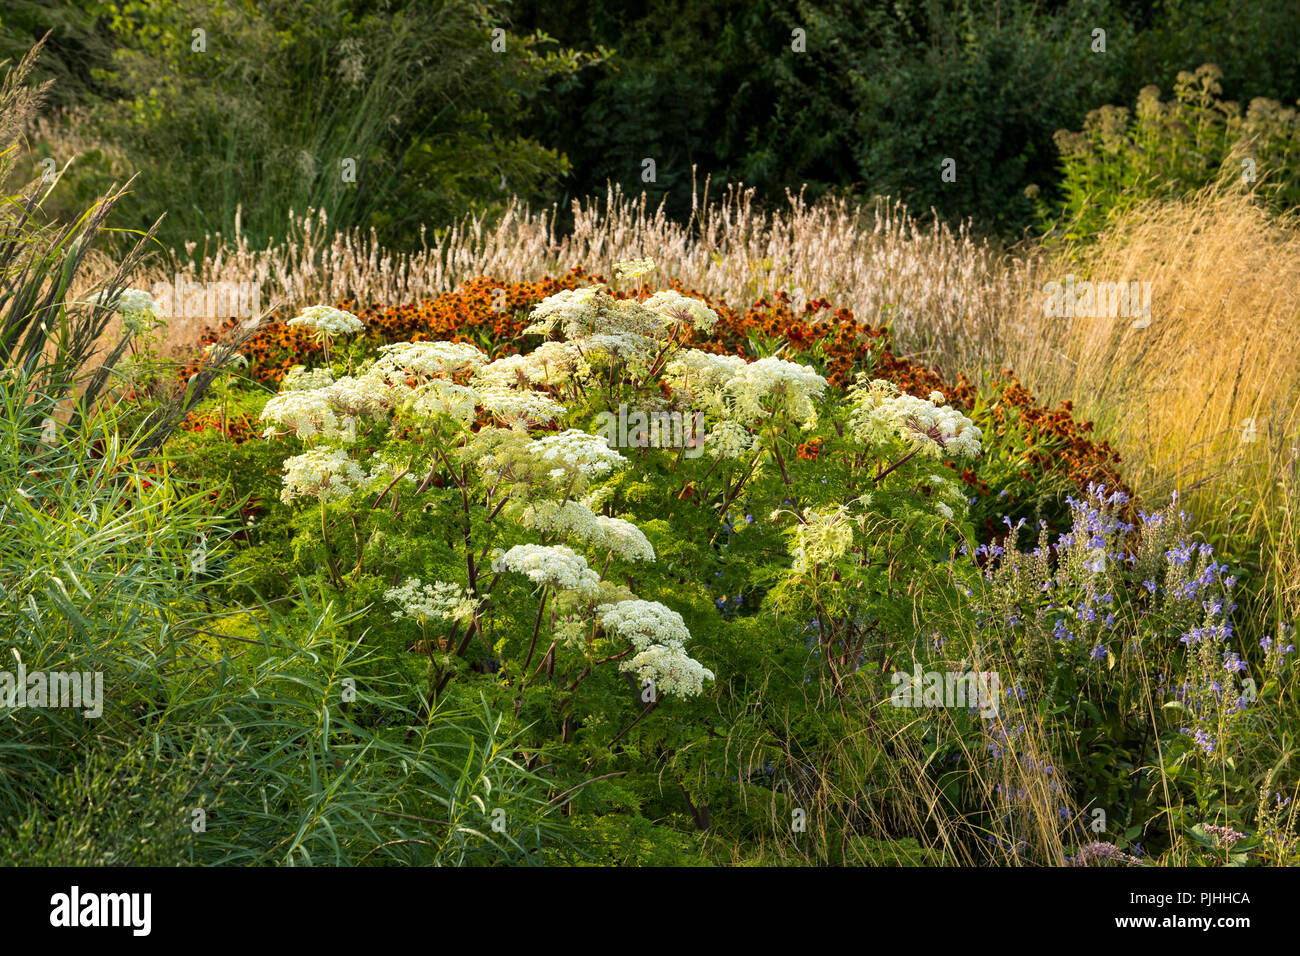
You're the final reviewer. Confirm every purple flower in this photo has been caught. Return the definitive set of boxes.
[1203,824,1247,848]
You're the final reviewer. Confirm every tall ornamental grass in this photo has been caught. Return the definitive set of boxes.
[0,43,580,867]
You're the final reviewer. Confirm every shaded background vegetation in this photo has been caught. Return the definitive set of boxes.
[2,0,1298,248]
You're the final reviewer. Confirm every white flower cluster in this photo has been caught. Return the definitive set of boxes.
[665,348,746,384]
[523,287,602,337]
[520,500,656,563]
[281,365,336,391]
[663,349,746,412]
[492,544,601,597]
[95,287,158,315]
[581,331,651,360]
[115,288,160,316]
[726,357,828,427]
[848,378,982,459]
[474,385,567,428]
[279,448,367,504]
[398,378,478,425]
[95,288,164,335]
[928,473,967,522]
[520,341,588,385]
[288,305,365,337]
[370,340,488,383]
[261,390,355,441]
[613,257,656,280]
[790,506,854,573]
[385,578,479,625]
[269,339,572,434]
[473,353,532,388]
[704,420,758,460]
[594,515,656,563]
[525,287,663,360]
[323,373,401,418]
[621,644,715,698]
[521,498,603,540]
[598,599,714,698]
[474,341,587,389]
[530,429,628,478]
[642,290,719,333]
[598,599,693,653]
[491,546,603,598]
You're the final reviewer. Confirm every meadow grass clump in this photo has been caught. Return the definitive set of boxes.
[0,367,579,866]
[108,181,1036,379]
[1002,187,1300,651]
[0,43,580,867]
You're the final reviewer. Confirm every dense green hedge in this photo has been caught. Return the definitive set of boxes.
[4,0,1298,245]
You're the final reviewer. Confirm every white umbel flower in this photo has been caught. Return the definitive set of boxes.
[287,305,364,337]
[664,349,746,417]
[596,599,691,653]
[520,501,653,562]
[95,287,161,316]
[621,644,715,698]
[530,429,628,478]
[260,390,355,441]
[115,288,161,316]
[475,342,588,389]
[613,257,656,280]
[704,420,758,460]
[385,578,479,624]
[521,499,603,541]
[474,385,567,428]
[665,349,745,389]
[848,378,982,459]
[593,515,656,563]
[370,340,488,383]
[525,341,588,385]
[279,448,367,504]
[725,357,828,427]
[523,287,603,336]
[399,378,478,425]
[473,353,532,388]
[281,365,337,392]
[581,332,652,360]
[324,373,402,417]
[526,287,662,359]
[642,290,719,333]
[597,599,714,697]
[95,288,164,335]
[493,544,601,597]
